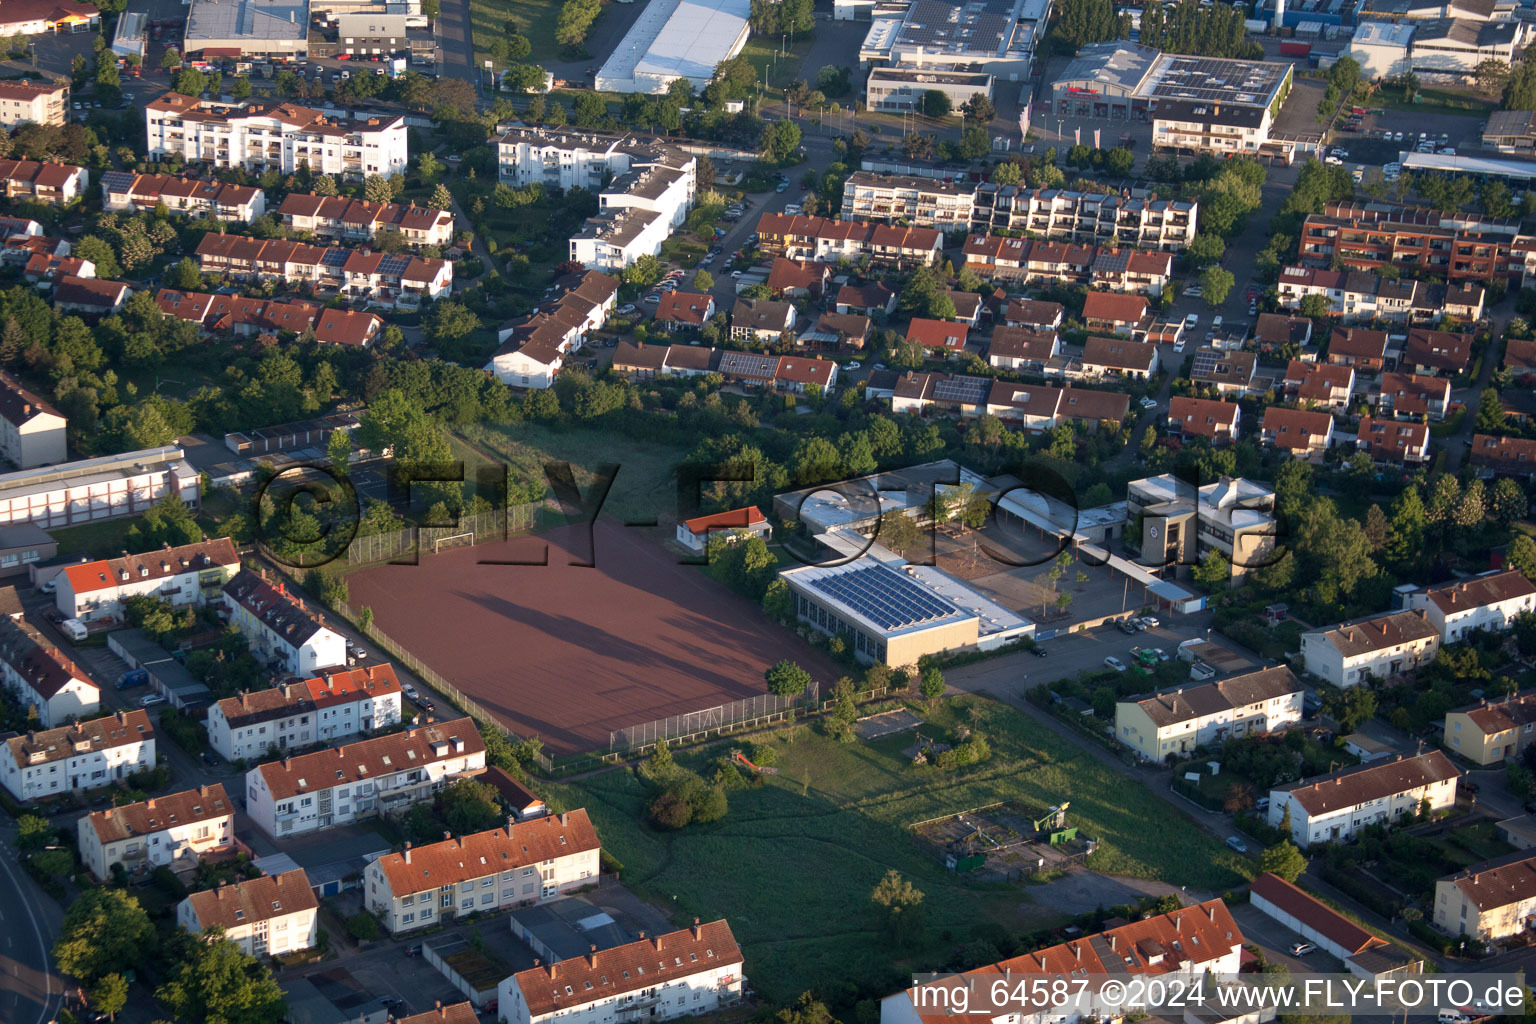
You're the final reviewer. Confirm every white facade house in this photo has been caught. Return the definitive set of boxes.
[1434,850,1536,941]
[881,900,1245,1024]
[1267,751,1460,848]
[674,507,771,555]
[486,271,619,389]
[0,709,155,801]
[1114,666,1304,763]
[144,93,408,178]
[78,783,235,880]
[222,570,348,677]
[177,869,319,957]
[0,369,65,469]
[0,616,98,727]
[55,537,241,623]
[205,664,404,761]
[244,717,486,837]
[364,810,601,933]
[498,920,745,1024]
[1403,570,1536,644]
[1299,609,1441,688]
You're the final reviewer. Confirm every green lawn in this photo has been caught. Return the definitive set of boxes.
[454,421,687,525]
[469,0,561,66]
[1381,88,1496,118]
[548,695,1248,1003]
[739,34,817,95]
[49,518,142,560]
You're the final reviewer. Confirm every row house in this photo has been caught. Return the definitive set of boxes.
[277,192,454,247]
[53,275,129,315]
[766,258,829,299]
[1283,359,1355,411]
[1298,202,1525,283]
[1167,395,1240,444]
[0,367,65,469]
[364,810,601,933]
[1268,751,1459,847]
[1277,266,1487,324]
[730,299,796,344]
[1472,433,1536,477]
[895,374,1129,432]
[205,663,405,761]
[340,250,453,307]
[1254,313,1314,355]
[0,159,87,205]
[99,171,265,222]
[1079,336,1159,380]
[883,901,1243,1024]
[1374,371,1451,420]
[754,213,942,269]
[1404,569,1536,645]
[1403,327,1474,377]
[1089,247,1173,296]
[1435,849,1536,941]
[987,326,1059,371]
[1445,691,1536,766]
[156,289,381,346]
[56,537,240,623]
[485,271,619,389]
[23,251,90,282]
[0,709,155,801]
[612,343,836,392]
[969,184,1197,249]
[223,570,347,677]
[1506,337,1536,382]
[0,614,96,727]
[145,94,408,179]
[1114,666,1303,762]
[1261,406,1335,459]
[499,920,744,1024]
[1355,415,1431,465]
[245,717,487,837]
[178,870,319,957]
[1300,608,1440,688]
[78,783,234,880]
[195,234,348,288]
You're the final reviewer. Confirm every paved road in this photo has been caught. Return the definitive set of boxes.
[0,820,62,1024]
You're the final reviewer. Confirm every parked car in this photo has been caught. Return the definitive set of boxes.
[1184,285,1204,298]
[1140,616,1160,628]
[1224,836,1247,852]
[1138,396,1157,410]
[1103,656,1126,672]
[1289,942,1317,956]
[140,694,168,707]
[1028,645,1047,658]
[617,303,637,314]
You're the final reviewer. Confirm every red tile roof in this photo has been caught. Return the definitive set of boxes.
[255,717,484,801]
[184,869,317,932]
[1275,751,1458,817]
[681,507,766,535]
[64,538,239,596]
[373,809,600,896]
[1081,291,1148,325]
[1250,873,1385,956]
[654,291,713,325]
[87,784,231,844]
[1168,396,1239,439]
[906,318,967,350]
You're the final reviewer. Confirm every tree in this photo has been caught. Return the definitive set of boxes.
[17,812,50,850]
[156,936,286,1024]
[423,301,481,343]
[1200,265,1235,307]
[313,173,339,197]
[1475,58,1511,95]
[89,973,129,1021]
[1477,387,1506,433]
[554,0,602,46]
[53,889,155,984]
[692,268,714,291]
[961,94,995,124]
[439,777,502,835]
[921,90,951,118]
[1492,477,1528,526]
[760,118,802,162]
[919,665,946,703]
[775,993,840,1024]
[1186,233,1226,268]
[74,235,122,280]
[1257,840,1308,883]
[870,869,925,945]
[363,174,393,203]
[1299,294,1332,319]
[428,183,453,211]
[1192,548,1230,592]
[765,659,812,697]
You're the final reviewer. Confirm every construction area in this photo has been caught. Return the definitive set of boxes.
[910,801,1097,883]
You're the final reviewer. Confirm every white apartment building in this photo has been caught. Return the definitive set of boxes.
[0,79,68,129]
[244,717,486,837]
[1268,751,1460,847]
[177,869,319,957]
[56,537,241,623]
[1114,666,1304,762]
[0,445,199,530]
[496,127,664,190]
[222,570,347,677]
[364,810,601,933]
[78,783,235,880]
[1435,850,1536,941]
[1126,475,1277,579]
[1300,609,1441,688]
[0,616,97,727]
[498,920,745,1024]
[881,900,1245,1024]
[1403,570,1536,644]
[206,664,404,761]
[0,368,66,469]
[0,709,155,801]
[144,94,408,178]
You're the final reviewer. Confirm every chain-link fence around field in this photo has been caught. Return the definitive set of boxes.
[343,506,535,566]
[608,685,821,754]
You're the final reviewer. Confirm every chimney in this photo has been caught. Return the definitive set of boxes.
[652,934,663,951]
[147,798,156,809]
[549,961,558,979]
[560,811,568,826]
[1207,904,1216,922]
[103,807,112,819]
[404,841,411,864]
[691,917,701,940]
[588,944,597,967]
[217,881,226,899]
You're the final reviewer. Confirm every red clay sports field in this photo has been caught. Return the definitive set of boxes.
[346,520,842,755]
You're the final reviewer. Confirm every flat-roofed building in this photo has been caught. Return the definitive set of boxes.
[1115,666,1304,762]
[866,67,994,113]
[1127,474,1277,579]
[78,783,234,880]
[1268,751,1460,847]
[182,0,308,61]
[364,810,601,933]
[593,0,750,93]
[1300,609,1440,688]
[147,95,407,178]
[0,445,199,529]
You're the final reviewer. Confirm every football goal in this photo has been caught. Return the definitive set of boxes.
[432,531,476,555]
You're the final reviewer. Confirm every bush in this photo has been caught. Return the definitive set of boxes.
[346,913,380,942]
[649,791,691,829]
[750,742,778,767]
[1408,917,1453,954]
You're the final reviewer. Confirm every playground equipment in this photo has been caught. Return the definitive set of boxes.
[731,750,778,775]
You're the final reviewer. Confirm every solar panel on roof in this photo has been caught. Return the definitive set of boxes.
[320,248,349,267]
[1190,351,1220,376]
[804,565,961,631]
[378,255,412,276]
[101,171,135,192]
[932,376,990,404]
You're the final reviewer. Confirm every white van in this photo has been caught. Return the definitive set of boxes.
[1440,1011,1470,1024]
[61,618,87,641]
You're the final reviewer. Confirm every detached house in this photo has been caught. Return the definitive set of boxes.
[222,571,347,677]
[1081,291,1147,335]
[1435,849,1536,941]
[1300,609,1440,688]
[1472,434,1536,477]
[1354,415,1431,465]
[1404,570,1536,644]
[1003,298,1064,332]
[729,299,795,343]
[244,717,486,837]
[652,291,714,332]
[78,783,234,880]
[497,920,745,1024]
[766,257,829,298]
[56,537,240,623]
[1376,372,1451,420]
[988,326,1059,371]
[52,276,129,315]
[0,616,97,727]
[1115,666,1304,762]
[1284,360,1355,410]
[0,709,155,801]
[177,869,318,957]
[1404,328,1473,377]
[834,281,895,316]
[905,318,968,355]
[1267,751,1460,847]
[1328,328,1390,373]
[1167,396,1240,444]
[1261,407,1334,458]
[364,810,601,933]
[1079,336,1159,380]
[1445,691,1536,766]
